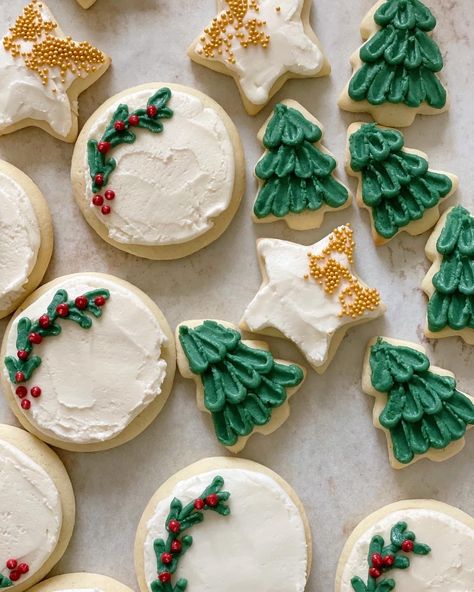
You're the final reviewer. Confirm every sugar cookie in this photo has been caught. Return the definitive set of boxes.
[26,573,134,592]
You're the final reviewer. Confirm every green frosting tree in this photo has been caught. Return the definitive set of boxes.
[369,338,474,464]
[179,321,304,447]
[253,103,349,219]
[348,0,447,109]
[428,206,474,333]
[349,123,452,239]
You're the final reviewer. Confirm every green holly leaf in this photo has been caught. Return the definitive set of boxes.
[393,555,410,569]
[375,580,396,592]
[16,317,33,350]
[351,576,368,592]
[138,116,164,133]
[148,88,172,110]
[173,579,187,592]
[413,542,431,555]
[47,290,68,317]
[4,356,20,382]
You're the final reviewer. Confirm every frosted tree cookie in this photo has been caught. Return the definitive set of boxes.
[27,573,134,592]
[135,457,311,592]
[346,123,457,245]
[339,0,449,127]
[0,160,53,319]
[240,224,386,373]
[363,337,474,468]
[71,84,245,260]
[176,320,305,452]
[253,100,351,230]
[188,1,330,115]
[422,206,474,344]
[1,273,176,452]
[0,424,75,592]
[335,500,474,592]
[0,1,110,142]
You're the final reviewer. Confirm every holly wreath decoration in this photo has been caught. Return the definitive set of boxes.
[0,558,30,588]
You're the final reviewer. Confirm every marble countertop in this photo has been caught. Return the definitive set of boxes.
[0,0,473,590]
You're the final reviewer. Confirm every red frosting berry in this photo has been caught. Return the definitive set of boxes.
[101,205,111,215]
[158,573,171,584]
[104,190,115,200]
[18,563,29,574]
[30,386,42,398]
[9,570,20,582]
[401,540,414,552]
[383,555,395,567]
[94,174,104,187]
[56,303,70,317]
[168,520,181,534]
[21,400,31,410]
[205,494,219,507]
[97,141,111,154]
[17,350,29,361]
[161,553,173,565]
[147,105,158,118]
[368,568,381,579]
[371,553,383,569]
[170,540,182,553]
[75,296,89,309]
[92,194,104,206]
[29,332,43,344]
[39,314,51,328]
[194,498,205,510]
[94,296,106,306]
[114,120,126,131]
[6,559,17,570]
[15,386,27,399]
[15,371,25,383]
[128,115,140,126]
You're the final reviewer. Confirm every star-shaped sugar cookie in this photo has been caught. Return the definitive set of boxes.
[188,0,330,115]
[0,0,110,141]
[240,224,387,373]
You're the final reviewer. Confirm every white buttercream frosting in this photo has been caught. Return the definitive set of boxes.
[193,0,324,105]
[143,468,308,592]
[0,170,41,311]
[0,439,62,585]
[84,88,235,246]
[3,274,169,444]
[340,507,474,592]
[241,232,384,368]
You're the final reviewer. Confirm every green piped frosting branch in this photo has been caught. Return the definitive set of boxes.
[349,0,447,109]
[369,338,474,464]
[0,574,12,589]
[351,521,430,592]
[179,321,304,447]
[150,476,230,592]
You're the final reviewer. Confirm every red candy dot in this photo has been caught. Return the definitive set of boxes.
[30,386,42,398]
[56,303,70,317]
[92,194,104,206]
[17,350,29,361]
[161,553,173,565]
[39,314,51,329]
[168,520,181,534]
[18,563,29,575]
[371,553,383,569]
[15,371,25,383]
[75,296,89,309]
[205,494,219,507]
[402,540,414,552]
[29,332,43,344]
[194,498,205,510]
[170,540,182,553]
[94,174,104,187]
[104,190,115,200]
[101,205,111,215]
[6,560,17,570]
[147,105,158,118]
[94,296,106,307]
[128,115,139,126]
[158,573,171,584]
[369,568,381,579]
[383,555,395,567]
[15,386,27,399]
[9,570,20,582]
[114,120,126,131]
[98,141,111,154]
[21,400,31,410]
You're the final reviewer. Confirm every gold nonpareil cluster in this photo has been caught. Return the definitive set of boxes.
[305,225,381,319]
[3,0,105,86]
[197,0,270,65]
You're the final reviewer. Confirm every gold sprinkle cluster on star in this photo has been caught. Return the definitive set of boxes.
[3,0,105,86]
[304,225,381,319]
[197,0,270,65]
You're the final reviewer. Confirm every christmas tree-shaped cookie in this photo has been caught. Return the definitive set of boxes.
[339,0,449,127]
[253,100,351,230]
[176,320,305,452]
[346,122,457,245]
[363,337,474,468]
[422,206,474,344]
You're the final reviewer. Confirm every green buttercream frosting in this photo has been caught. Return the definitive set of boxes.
[253,103,349,219]
[0,575,12,589]
[369,338,474,464]
[348,0,447,109]
[179,321,304,447]
[349,123,452,239]
[428,206,474,332]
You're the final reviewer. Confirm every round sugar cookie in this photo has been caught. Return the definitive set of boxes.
[0,273,176,451]
[335,500,474,592]
[26,573,134,592]
[0,424,75,592]
[71,83,245,260]
[0,160,53,319]
[135,457,312,592]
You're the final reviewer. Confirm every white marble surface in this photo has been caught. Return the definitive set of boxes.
[0,0,473,590]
